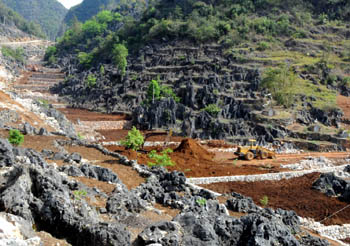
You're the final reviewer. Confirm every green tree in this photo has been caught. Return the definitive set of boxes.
[82,19,104,38]
[261,65,298,107]
[112,44,128,76]
[96,10,113,23]
[8,129,24,146]
[121,126,144,150]
[147,80,161,103]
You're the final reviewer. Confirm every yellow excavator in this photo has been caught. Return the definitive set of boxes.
[235,139,276,160]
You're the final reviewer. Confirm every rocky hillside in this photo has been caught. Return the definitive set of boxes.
[50,0,350,148]
[0,1,45,39]
[1,0,67,40]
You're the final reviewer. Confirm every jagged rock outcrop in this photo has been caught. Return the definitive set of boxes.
[312,172,350,202]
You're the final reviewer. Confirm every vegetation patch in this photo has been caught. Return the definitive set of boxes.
[1,46,25,63]
[121,127,144,151]
[8,129,24,146]
[148,148,175,167]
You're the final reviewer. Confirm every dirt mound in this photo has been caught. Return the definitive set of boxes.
[174,139,214,160]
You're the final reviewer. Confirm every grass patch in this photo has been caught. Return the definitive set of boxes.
[295,79,337,110]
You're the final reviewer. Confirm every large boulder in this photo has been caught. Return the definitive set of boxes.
[312,173,350,202]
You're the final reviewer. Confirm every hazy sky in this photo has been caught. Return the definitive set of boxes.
[57,0,83,9]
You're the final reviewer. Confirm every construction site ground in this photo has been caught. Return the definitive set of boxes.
[2,52,350,245]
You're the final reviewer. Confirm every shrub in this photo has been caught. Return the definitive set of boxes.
[1,46,24,63]
[44,46,57,63]
[148,148,175,167]
[202,104,221,117]
[100,65,105,75]
[160,85,180,102]
[112,44,128,76]
[256,41,270,51]
[86,74,97,87]
[196,198,207,206]
[260,195,269,207]
[72,190,87,201]
[261,65,298,107]
[78,52,93,67]
[147,80,161,102]
[121,126,144,150]
[8,129,24,146]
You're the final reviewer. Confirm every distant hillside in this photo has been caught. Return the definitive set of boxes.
[0,1,45,38]
[59,0,146,35]
[1,0,67,40]
[63,0,122,25]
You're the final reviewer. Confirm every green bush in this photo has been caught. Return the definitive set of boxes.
[44,46,57,63]
[100,65,105,75]
[160,85,180,102]
[256,41,270,51]
[261,65,298,107]
[72,190,87,201]
[1,46,24,63]
[147,80,180,103]
[86,74,97,87]
[148,148,175,167]
[202,104,221,117]
[112,44,128,76]
[121,126,144,150]
[147,80,161,102]
[196,198,207,206]
[78,52,93,67]
[260,195,269,207]
[8,129,24,146]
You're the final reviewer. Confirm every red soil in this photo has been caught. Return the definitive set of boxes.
[202,173,350,226]
[98,129,185,142]
[107,139,287,177]
[337,95,350,119]
[58,108,130,123]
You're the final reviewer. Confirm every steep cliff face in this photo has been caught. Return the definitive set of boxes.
[1,0,67,39]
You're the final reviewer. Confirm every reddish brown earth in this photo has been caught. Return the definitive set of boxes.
[98,129,185,142]
[58,108,130,123]
[107,139,288,177]
[202,173,350,226]
[64,145,145,190]
[36,231,71,246]
[337,95,350,119]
